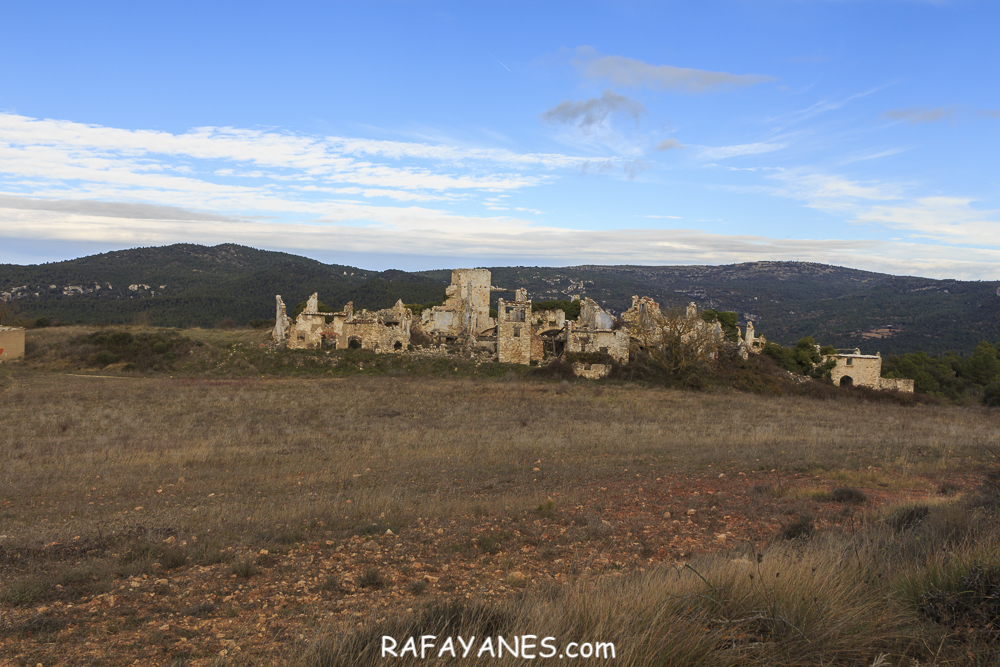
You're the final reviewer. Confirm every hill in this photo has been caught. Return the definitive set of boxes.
[3,245,999,354]
[0,244,447,328]
[455,262,1000,355]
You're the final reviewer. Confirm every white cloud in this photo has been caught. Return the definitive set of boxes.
[770,170,905,208]
[5,196,1000,279]
[0,113,609,216]
[852,197,1000,245]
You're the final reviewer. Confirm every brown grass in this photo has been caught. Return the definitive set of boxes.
[0,372,991,548]
[3,335,1000,664]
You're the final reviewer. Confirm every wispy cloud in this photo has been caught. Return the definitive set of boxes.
[0,113,623,221]
[571,46,775,93]
[882,106,958,124]
[770,169,904,210]
[701,142,786,160]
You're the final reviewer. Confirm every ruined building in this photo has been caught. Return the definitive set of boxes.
[735,321,766,359]
[274,293,411,353]
[271,269,630,376]
[419,268,495,344]
[827,349,914,392]
[268,268,910,390]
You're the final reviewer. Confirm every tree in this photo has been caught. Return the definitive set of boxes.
[629,306,725,375]
[958,341,1000,386]
[700,309,739,341]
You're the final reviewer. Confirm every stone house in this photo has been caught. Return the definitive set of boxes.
[827,348,914,392]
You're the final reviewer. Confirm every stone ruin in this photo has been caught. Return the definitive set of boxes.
[268,268,868,383]
[275,293,411,354]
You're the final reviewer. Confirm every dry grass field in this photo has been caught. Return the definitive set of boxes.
[2,327,1000,665]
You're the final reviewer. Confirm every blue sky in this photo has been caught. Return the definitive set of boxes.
[1,0,999,278]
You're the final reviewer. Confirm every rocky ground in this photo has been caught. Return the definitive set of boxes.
[1,469,973,667]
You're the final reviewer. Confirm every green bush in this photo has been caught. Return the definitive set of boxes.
[73,330,192,372]
[532,299,581,320]
[88,351,119,367]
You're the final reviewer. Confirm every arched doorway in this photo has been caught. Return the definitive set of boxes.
[840,375,854,387]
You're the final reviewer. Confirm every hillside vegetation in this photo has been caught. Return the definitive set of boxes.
[3,244,1000,354]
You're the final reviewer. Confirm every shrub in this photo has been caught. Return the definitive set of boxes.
[159,547,189,571]
[919,564,1000,639]
[359,567,386,589]
[33,316,50,328]
[231,559,260,579]
[87,351,119,367]
[830,487,867,504]
[530,357,577,380]
[781,513,815,540]
[475,534,503,555]
[886,504,930,532]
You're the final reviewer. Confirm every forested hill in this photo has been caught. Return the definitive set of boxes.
[3,245,999,355]
[423,262,1000,356]
[0,244,447,328]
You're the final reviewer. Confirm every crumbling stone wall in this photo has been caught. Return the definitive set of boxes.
[338,299,411,353]
[287,293,334,350]
[272,295,291,343]
[533,308,566,332]
[572,362,612,379]
[566,324,629,364]
[578,297,615,330]
[622,295,662,331]
[421,268,494,340]
[0,326,25,361]
[878,377,915,392]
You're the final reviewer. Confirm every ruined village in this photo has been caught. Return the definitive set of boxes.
[270,268,913,392]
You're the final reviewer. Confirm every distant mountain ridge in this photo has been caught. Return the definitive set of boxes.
[2,244,998,355]
[0,244,447,329]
